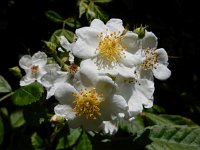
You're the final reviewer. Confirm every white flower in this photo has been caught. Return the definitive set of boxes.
[115,74,155,120]
[71,18,141,77]
[101,120,118,135]
[19,51,47,86]
[136,31,171,80]
[54,66,128,131]
[59,36,74,64]
[40,64,69,99]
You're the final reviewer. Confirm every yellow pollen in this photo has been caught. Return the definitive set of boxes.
[31,65,39,74]
[96,32,126,68]
[72,89,103,120]
[140,48,158,70]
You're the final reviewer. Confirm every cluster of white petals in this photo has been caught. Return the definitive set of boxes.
[19,18,171,135]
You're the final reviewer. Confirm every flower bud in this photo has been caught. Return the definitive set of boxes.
[133,25,148,39]
[50,114,65,125]
[9,66,22,78]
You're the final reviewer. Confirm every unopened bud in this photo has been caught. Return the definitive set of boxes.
[133,25,148,39]
[9,66,22,78]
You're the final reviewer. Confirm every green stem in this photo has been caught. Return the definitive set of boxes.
[0,92,14,102]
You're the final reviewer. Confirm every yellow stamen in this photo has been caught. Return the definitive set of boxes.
[72,89,103,120]
[96,32,126,68]
[140,48,158,70]
[31,65,39,74]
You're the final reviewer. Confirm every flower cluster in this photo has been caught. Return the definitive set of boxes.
[19,18,171,135]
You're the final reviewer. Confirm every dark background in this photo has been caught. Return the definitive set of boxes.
[1,0,200,124]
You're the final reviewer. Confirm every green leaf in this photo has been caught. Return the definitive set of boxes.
[93,4,109,22]
[138,125,200,150]
[119,115,145,135]
[31,132,44,150]
[45,10,64,23]
[73,132,92,150]
[0,75,12,93]
[64,17,81,28]
[11,82,44,106]
[0,115,4,144]
[93,0,112,3]
[142,112,197,126]
[56,128,82,149]
[78,0,89,18]
[50,29,74,44]
[10,110,25,128]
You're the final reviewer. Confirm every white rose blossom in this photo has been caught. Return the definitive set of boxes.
[135,30,171,80]
[19,51,47,86]
[40,64,69,99]
[54,66,128,131]
[71,18,142,78]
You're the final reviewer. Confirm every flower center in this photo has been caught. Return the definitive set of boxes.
[72,89,103,120]
[140,48,158,70]
[31,65,39,74]
[96,32,126,68]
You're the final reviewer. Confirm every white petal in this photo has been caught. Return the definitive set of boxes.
[101,95,128,120]
[121,51,142,67]
[153,63,171,80]
[95,76,116,99]
[72,27,99,59]
[90,19,107,32]
[54,104,76,120]
[76,65,98,88]
[59,36,72,52]
[54,83,77,105]
[156,48,169,63]
[19,55,32,70]
[142,31,158,49]
[122,31,140,53]
[101,120,118,135]
[32,51,47,66]
[106,18,124,34]
[20,76,35,86]
[116,65,136,78]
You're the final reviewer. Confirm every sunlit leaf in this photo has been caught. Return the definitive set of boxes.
[45,10,64,23]
[78,0,89,18]
[135,125,200,150]
[93,0,112,3]
[10,110,25,128]
[31,132,44,150]
[142,112,197,126]
[73,132,92,150]
[0,115,4,144]
[0,75,12,93]
[64,17,81,28]
[11,82,44,106]
[50,29,74,44]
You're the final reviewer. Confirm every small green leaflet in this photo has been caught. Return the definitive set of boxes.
[0,75,12,93]
[12,82,44,106]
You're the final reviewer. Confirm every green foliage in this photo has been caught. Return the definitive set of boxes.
[31,132,44,150]
[73,131,92,150]
[11,82,44,106]
[56,128,82,149]
[0,75,12,93]
[64,18,81,28]
[144,125,200,150]
[78,0,109,22]
[93,0,112,3]
[10,110,25,128]
[50,29,74,44]
[45,10,64,23]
